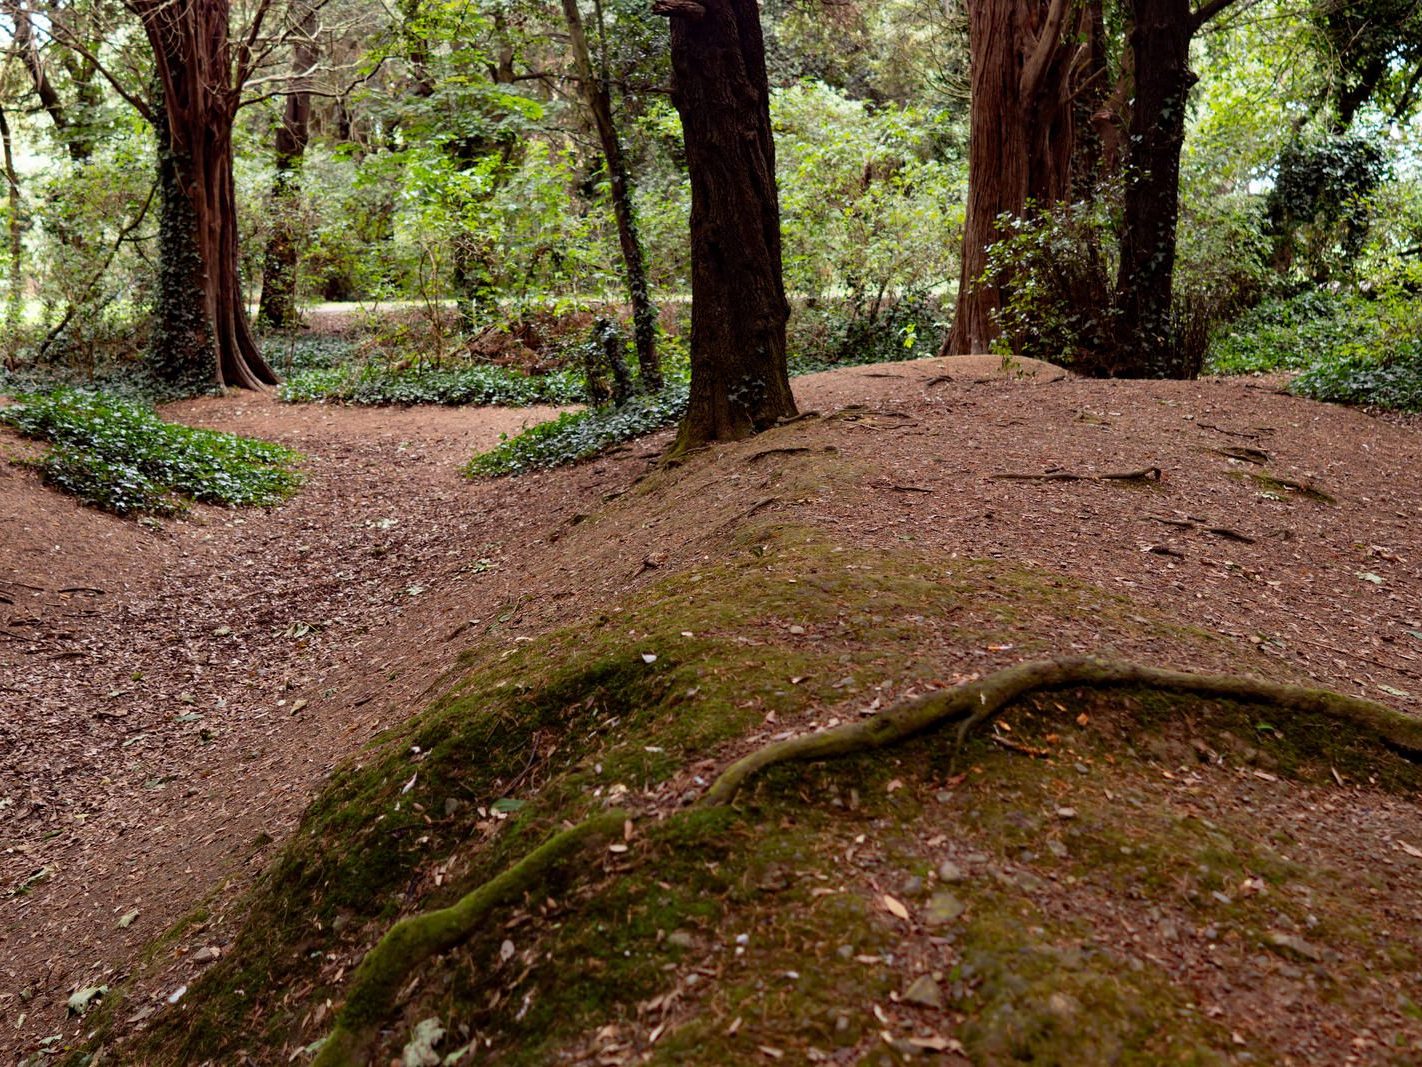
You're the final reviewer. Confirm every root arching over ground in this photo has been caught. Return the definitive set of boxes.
[311,654,1422,1066]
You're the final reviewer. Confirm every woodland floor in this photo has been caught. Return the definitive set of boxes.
[2,357,1422,1064]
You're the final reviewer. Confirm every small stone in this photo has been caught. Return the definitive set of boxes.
[667,929,695,949]
[788,625,806,635]
[1265,931,1324,963]
[192,946,220,964]
[937,860,965,882]
[1074,762,1090,775]
[1047,992,1080,1019]
[443,797,463,817]
[924,890,965,926]
[1056,807,1078,820]
[902,974,944,1009]
[1046,839,1069,859]
[901,876,925,898]
[836,944,855,959]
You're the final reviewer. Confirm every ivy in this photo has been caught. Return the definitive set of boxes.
[277,362,586,406]
[0,388,302,517]
[466,382,689,476]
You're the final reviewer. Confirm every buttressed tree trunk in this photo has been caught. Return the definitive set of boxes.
[257,2,318,331]
[562,0,661,390]
[946,0,1083,356]
[658,0,797,449]
[134,0,279,391]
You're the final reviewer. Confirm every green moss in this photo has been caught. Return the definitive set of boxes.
[115,525,1422,1064]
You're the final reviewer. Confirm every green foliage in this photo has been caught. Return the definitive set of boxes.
[1208,286,1422,412]
[277,361,585,406]
[1266,134,1390,282]
[1206,289,1366,373]
[774,82,961,308]
[0,388,302,516]
[260,335,357,375]
[787,288,945,374]
[1289,340,1422,411]
[466,381,690,476]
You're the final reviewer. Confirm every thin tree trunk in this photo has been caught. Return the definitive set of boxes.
[661,0,797,449]
[561,0,661,390]
[945,0,1078,356]
[137,0,278,391]
[257,3,318,331]
[1110,0,1195,377]
[0,106,23,355]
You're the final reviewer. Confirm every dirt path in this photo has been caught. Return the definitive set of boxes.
[0,397,621,1058]
[2,364,1421,1063]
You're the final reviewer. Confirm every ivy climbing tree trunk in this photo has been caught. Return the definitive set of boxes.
[132,0,279,391]
[1108,0,1237,377]
[659,0,796,449]
[0,105,23,360]
[561,0,661,390]
[945,0,1084,356]
[257,2,318,331]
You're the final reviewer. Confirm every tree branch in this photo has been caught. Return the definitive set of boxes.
[1020,0,1070,98]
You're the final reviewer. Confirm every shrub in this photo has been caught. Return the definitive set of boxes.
[787,288,946,375]
[0,388,302,516]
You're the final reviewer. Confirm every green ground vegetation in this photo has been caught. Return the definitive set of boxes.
[0,388,302,517]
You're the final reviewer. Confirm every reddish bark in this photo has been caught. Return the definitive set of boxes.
[946,0,1084,356]
[133,0,278,390]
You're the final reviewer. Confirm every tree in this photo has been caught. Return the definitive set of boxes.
[1108,0,1237,378]
[129,0,280,390]
[659,0,797,449]
[560,0,660,389]
[945,0,1093,356]
[257,1,319,331]
[0,104,22,354]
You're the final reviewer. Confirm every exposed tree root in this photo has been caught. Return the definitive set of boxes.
[704,656,1421,805]
[1147,513,1256,544]
[311,811,628,1067]
[992,466,1162,484]
[312,656,1421,1062]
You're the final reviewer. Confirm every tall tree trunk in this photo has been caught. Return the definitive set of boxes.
[257,4,318,331]
[0,106,23,358]
[661,0,796,450]
[136,0,278,391]
[1110,0,1196,377]
[945,0,1079,356]
[561,0,661,390]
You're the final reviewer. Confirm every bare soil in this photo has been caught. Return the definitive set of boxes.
[2,358,1421,1064]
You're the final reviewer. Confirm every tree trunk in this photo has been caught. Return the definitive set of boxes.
[662,0,796,450]
[1109,0,1195,378]
[945,0,1079,356]
[561,0,661,390]
[0,106,23,359]
[257,4,317,331]
[137,0,278,391]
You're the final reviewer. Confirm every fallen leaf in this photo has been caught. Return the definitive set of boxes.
[116,909,139,929]
[641,653,657,664]
[1398,841,1422,859]
[880,894,910,921]
[1356,571,1384,585]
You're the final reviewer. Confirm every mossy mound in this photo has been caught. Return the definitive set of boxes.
[92,527,1422,1066]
